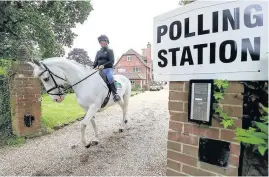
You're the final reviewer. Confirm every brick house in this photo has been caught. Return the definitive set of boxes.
[114,43,152,89]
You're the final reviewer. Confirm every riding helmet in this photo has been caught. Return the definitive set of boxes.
[98,35,109,44]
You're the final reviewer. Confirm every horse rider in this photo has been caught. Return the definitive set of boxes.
[92,34,121,102]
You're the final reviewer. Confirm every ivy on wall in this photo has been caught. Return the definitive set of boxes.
[213,80,268,156]
[213,79,234,129]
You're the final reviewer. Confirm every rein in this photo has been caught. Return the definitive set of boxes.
[39,61,111,96]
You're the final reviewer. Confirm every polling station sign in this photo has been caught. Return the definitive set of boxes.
[153,1,268,81]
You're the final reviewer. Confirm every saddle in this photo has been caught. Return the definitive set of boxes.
[99,71,121,108]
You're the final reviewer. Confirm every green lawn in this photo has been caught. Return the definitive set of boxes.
[0,59,13,76]
[42,91,143,130]
[42,94,85,130]
[0,67,7,75]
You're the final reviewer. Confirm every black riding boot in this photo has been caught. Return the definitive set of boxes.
[109,83,121,102]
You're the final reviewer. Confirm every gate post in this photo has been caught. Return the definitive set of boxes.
[167,81,243,176]
[9,62,42,137]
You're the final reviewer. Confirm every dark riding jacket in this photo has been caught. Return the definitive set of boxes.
[93,47,115,69]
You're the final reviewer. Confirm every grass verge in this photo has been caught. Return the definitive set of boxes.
[42,93,85,131]
[131,91,143,97]
[1,136,26,147]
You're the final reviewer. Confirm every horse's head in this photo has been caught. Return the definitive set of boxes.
[27,59,67,103]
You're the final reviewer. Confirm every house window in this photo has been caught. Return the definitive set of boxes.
[127,56,132,61]
[118,68,126,73]
[130,80,135,84]
[133,67,141,73]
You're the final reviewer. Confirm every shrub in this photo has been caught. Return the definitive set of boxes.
[0,59,13,144]
[131,84,141,91]
[235,81,268,156]
[235,104,268,156]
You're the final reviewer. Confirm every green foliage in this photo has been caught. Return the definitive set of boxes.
[214,92,224,101]
[221,119,234,129]
[0,59,13,75]
[260,116,268,124]
[214,106,222,114]
[213,79,234,129]
[236,104,268,156]
[0,59,14,144]
[179,0,196,5]
[235,81,268,157]
[214,79,229,91]
[5,136,25,147]
[131,91,142,97]
[0,63,8,75]
[0,1,93,59]
[235,128,268,156]
[260,103,268,115]
[255,122,268,135]
[67,48,93,66]
[215,106,235,129]
[131,84,142,91]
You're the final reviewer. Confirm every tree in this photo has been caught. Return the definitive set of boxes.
[179,0,196,5]
[0,1,93,59]
[67,48,93,66]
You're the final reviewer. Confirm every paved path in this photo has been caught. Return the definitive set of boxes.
[0,87,169,176]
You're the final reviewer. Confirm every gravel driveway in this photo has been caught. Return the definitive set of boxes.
[0,86,169,176]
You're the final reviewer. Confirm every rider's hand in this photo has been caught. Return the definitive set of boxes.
[98,65,104,70]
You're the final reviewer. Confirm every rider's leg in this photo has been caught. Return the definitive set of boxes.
[102,68,121,102]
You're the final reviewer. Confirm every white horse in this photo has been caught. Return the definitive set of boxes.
[27,57,131,148]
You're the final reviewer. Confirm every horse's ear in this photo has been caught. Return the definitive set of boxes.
[32,59,41,67]
[27,59,42,68]
[27,62,36,68]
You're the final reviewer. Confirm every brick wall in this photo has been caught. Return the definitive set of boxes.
[9,62,42,137]
[115,55,148,75]
[167,81,243,176]
[115,54,151,88]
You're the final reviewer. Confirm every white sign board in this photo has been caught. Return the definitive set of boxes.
[153,0,268,81]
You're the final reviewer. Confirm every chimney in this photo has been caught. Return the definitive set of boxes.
[146,42,151,62]
[142,48,147,58]
[147,42,151,49]
[142,42,152,63]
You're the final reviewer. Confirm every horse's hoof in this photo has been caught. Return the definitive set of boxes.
[124,120,128,124]
[91,141,99,145]
[119,129,124,133]
[71,145,78,149]
[85,143,91,148]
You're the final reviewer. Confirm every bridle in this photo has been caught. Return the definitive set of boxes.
[38,61,111,96]
[38,63,67,96]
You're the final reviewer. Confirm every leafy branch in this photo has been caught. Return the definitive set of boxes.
[235,81,268,157]
[235,104,268,156]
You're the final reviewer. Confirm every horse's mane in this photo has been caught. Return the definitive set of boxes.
[42,57,91,71]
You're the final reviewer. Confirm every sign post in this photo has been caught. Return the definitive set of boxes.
[153,1,268,81]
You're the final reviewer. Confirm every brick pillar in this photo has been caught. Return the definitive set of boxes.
[167,81,243,176]
[9,62,42,137]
